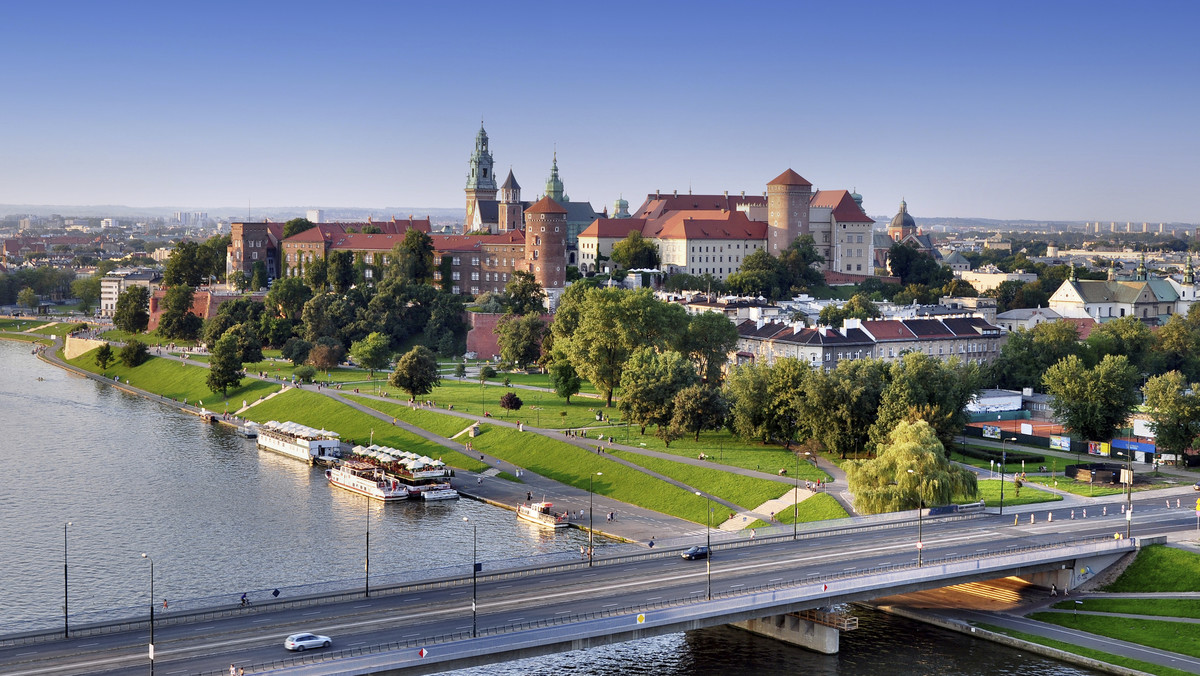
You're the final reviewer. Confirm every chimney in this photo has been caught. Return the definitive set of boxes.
[673,190,678,197]
[756,317,765,330]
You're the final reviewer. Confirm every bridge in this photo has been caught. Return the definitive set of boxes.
[5,502,1177,676]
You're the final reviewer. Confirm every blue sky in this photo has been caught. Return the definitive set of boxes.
[1,1,1197,222]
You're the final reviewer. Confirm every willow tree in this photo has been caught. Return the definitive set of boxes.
[846,420,977,515]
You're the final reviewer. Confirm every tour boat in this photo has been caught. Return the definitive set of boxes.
[420,486,460,501]
[325,460,410,502]
[347,444,458,499]
[256,420,341,464]
[516,501,570,528]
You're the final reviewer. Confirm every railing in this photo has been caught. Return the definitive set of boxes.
[185,533,1129,675]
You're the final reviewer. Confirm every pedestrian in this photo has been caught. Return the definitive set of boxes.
[162,599,168,610]
[239,669,244,676]
[230,664,237,676]
[750,528,756,540]
[1050,583,1057,596]
[477,475,482,485]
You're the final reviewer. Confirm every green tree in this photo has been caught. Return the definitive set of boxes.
[94,343,114,370]
[281,337,313,366]
[17,287,38,310]
[156,286,202,340]
[887,242,951,287]
[390,345,441,400]
[264,276,312,321]
[778,234,826,292]
[609,231,661,270]
[304,257,328,292]
[503,271,546,315]
[250,261,268,292]
[202,314,237,347]
[230,271,248,292]
[424,291,467,356]
[726,250,787,299]
[547,351,582,403]
[118,339,149,367]
[682,311,739,384]
[389,229,435,284]
[496,313,545,370]
[226,322,264,364]
[326,251,354,293]
[618,348,698,435]
[845,419,977,515]
[1043,354,1140,442]
[724,362,772,443]
[113,286,150,333]
[307,337,345,376]
[499,391,524,417]
[670,385,728,441]
[283,218,316,239]
[989,321,1081,391]
[868,352,981,452]
[350,331,392,379]
[1154,314,1200,381]
[71,276,101,314]
[819,293,881,327]
[206,331,244,396]
[163,241,207,287]
[766,358,812,449]
[808,358,891,459]
[293,365,316,383]
[1084,314,1154,374]
[1143,371,1200,464]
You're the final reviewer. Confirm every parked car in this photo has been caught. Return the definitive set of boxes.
[284,633,332,651]
[1193,481,1200,491]
[680,545,710,560]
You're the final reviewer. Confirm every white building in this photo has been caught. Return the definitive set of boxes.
[99,268,161,317]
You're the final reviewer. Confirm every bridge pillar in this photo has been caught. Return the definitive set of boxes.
[1019,551,1133,593]
[731,613,841,654]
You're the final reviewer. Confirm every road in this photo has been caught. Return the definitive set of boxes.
[4,496,1193,676]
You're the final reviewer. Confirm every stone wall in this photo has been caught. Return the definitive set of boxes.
[64,335,107,360]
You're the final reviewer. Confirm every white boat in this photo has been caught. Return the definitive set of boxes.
[237,422,258,438]
[325,461,410,502]
[517,501,570,528]
[257,420,341,463]
[421,487,460,501]
[348,444,457,499]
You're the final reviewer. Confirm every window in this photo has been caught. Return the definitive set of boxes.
[453,257,461,266]
[471,272,479,281]
[452,271,461,281]
[471,257,480,266]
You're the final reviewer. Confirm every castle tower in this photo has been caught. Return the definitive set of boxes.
[498,169,522,233]
[465,124,498,228]
[888,199,917,242]
[523,196,568,292]
[545,152,568,203]
[612,195,631,219]
[766,169,813,253]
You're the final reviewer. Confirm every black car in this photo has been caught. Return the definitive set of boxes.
[681,545,710,560]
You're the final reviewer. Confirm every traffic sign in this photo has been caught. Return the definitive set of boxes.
[636,613,645,624]
[418,648,428,658]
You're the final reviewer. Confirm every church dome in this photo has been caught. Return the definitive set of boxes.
[890,200,916,230]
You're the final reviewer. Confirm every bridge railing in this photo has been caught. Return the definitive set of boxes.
[187,533,1132,675]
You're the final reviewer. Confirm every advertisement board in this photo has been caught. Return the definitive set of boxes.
[1087,441,1111,457]
[1050,435,1071,451]
[982,425,1002,440]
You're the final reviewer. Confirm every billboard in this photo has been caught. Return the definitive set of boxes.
[1087,441,1111,457]
[982,425,1002,440]
[1050,435,1071,451]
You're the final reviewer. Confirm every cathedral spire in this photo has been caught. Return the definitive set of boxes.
[545,152,566,203]
[1186,256,1194,285]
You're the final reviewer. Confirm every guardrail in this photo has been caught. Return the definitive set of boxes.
[188,534,1131,675]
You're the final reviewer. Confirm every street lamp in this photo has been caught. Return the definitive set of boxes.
[140,553,154,676]
[462,517,477,637]
[364,499,371,598]
[694,491,712,600]
[63,521,71,639]
[907,469,923,567]
[794,454,803,540]
[589,472,603,567]
[1000,437,1016,516]
[1126,452,1133,539]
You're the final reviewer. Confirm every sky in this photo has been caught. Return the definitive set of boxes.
[1,0,1197,223]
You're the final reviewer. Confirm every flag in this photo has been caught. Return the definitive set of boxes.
[823,584,828,592]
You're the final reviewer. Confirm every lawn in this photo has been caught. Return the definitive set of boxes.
[0,318,46,331]
[1102,544,1200,593]
[747,493,849,528]
[948,445,1052,473]
[344,395,476,439]
[974,623,1196,676]
[66,347,280,405]
[1021,475,1172,498]
[611,427,827,480]
[467,424,712,524]
[608,449,792,510]
[970,479,1062,507]
[488,371,605,396]
[241,389,486,473]
[394,379,622,430]
[1028,612,1200,659]
[1051,598,1200,619]
[0,332,53,344]
[100,329,197,347]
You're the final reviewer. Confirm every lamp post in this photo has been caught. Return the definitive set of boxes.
[1126,452,1133,539]
[63,521,71,639]
[364,500,371,598]
[462,517,477,637]
[589,472,603,567]
[694,491,712,599]
[907,469,923,566]
[140,553,154,676]
[1000,437,1015,516]
[794,454,803,540]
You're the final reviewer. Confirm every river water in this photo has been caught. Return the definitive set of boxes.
[0,341,1097,674]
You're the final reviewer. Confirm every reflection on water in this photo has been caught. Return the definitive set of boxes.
[1,343,1099,675]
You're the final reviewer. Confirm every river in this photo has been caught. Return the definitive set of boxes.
[0,341,1097,674]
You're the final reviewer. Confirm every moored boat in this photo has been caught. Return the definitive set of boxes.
[325,460,410,502]
[347,444,457,499]
[256,420,341,464]
[421,487,460,501]
[517,501,570,528]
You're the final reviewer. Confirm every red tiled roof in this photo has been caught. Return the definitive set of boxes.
[632,194,765,220]
[649,210,767,241]
[329,233,408,251]
[1061,317,1098,340]
[579,218,647,239]
[525,197,568,215]
[432,231,525,252]
[767,168,812,187]
[809,190,874,224]
[860,320,916,340]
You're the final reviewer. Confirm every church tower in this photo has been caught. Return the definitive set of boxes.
[766,168,812,254]
[888,199,917,242]
[498,169,522,233]
[523,196,568,293]
[544,152,568,203]
[465,124,498,228]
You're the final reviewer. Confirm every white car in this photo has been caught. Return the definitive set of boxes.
[284,633,332,651]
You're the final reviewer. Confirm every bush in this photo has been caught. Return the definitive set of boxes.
[293,365,316,383]
[500,391,523,413]
[118,339,150,367]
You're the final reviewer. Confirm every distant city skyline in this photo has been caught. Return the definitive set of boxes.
[2,1,1196,223]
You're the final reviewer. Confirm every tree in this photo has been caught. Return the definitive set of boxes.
[618,348,698,435]
[18,287,38,310]
[766,358,812,449]
[293,365,316,383]
[1043,354,1140,442]
[118,339,149,367]
[250,261,269,292]
[724,362,772,443]
[283,218,316,239]
[503,271,546,315]
[499,392,524,417]
[682,312,739,384]
[264,276,312,321]
[989,320,1081,391]
[157,286,202,340]
[389,229,435,284]
[887,242,950,287]
[281,337,313,366]
[390,345,441,400]
[1143,371,1200,464]
[350,332,392,379]
[726,250,787,299]
[206,332,244,397]
[113,286,150,333]
[1084,314,1154,374]
[230,271,248,292]
[670,385,728,441]
[609,231,661,270]
[72,276,101,314]
[496,313,545,370]
[226,322,264,364]
[94,343,114,370]
[868,352,981,453]
[778,234,826,292]
[163,241,208,287]
[424,291,467,356]
[818,293,881,327]
[304,257,328,292]
[547,351,582,403]
[808,358,891,459]
[454,362,467,378]
[307,337,345,376]
[1154,314,1200,381]
[845,420,977,515]
[327,251,355,293]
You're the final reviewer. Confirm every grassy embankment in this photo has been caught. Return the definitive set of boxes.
[100,329,197,347]
[745,494,849,528]
[1021,474,1176,497]
[606,427,823,478]
[1027,613,1200,659]
[1102,544,1200,592]
[973,623,1196,676]
[1051,598,1200,618]
[241,388,486,473]
[972,479,1062,507]
[67,347,279,405]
